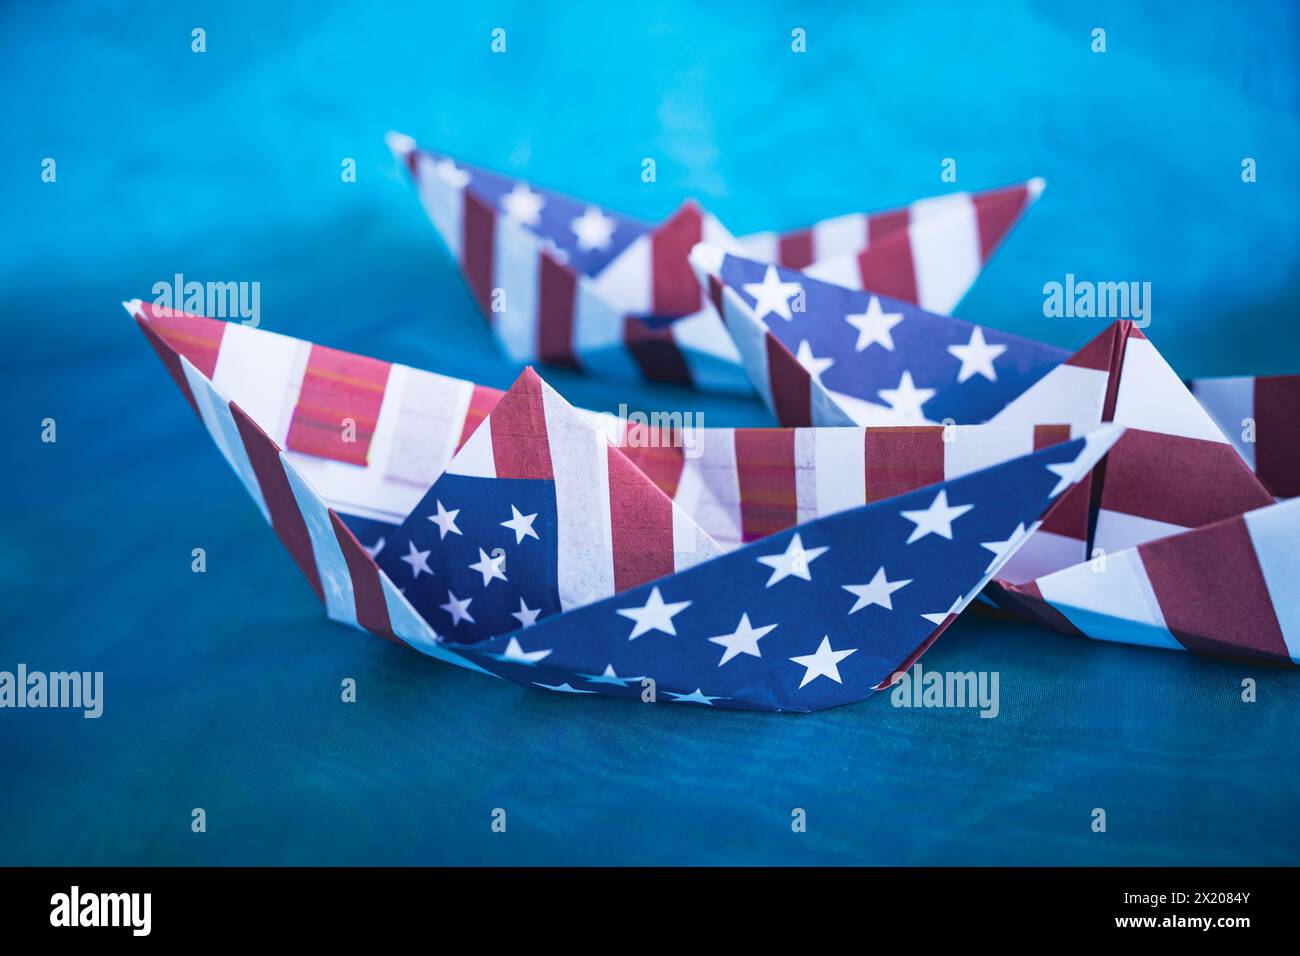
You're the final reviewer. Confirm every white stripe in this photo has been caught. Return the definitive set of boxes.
[586,231,652,314]
[672,494,722,570]
[572,282,642,382]
[1191,376,1257,470]
[179,356,269,522]
[701,212,738,251]
[413,152,464,260]
[1242,499,1300,662]
[803,251,865,290]
[674,428,743,548]
[1036,548,1184,652]
[210,322,307,445]
[445,415,496,478]
[491,217,541,362]
[996,529,1086,585]
[285,363,466,526]
[669,309,739,362]
[718,283,774,410]
[991,364,1109,427]
[812,214,867,261]
[541,384,616,609]
[732,231,779,262]
[908,191,972,223]
[1094,507,1187,555]
[672,309,751,394]
[908,198,982,314]
[793,427,818,525]
[382,366,474,488]
[281,455,358,628]
[943,425,1035,480]
[812,426,865,518]
[1114,337,1228,442]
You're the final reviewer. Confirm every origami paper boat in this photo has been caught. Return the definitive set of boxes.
[125,299,1120,711]
[389,132,1042,394]
[689,243,1069,426]
[1190,374,1299,499]
[980,323,1298,665]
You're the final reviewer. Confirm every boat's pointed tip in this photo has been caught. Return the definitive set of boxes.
[121,298,144,319]
[385,130,416,156]
[1027,176,1046,199]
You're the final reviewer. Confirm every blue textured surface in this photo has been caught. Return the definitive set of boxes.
[1,0,1297,865]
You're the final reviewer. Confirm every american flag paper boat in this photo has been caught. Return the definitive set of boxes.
[388,132,1043,394]
[1190,374,1299,499]
[982,323,1299,666]
[124,299,1120,711]
[690,243,1069,426]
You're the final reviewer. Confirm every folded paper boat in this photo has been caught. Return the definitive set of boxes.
[689,243,1070,426]
[701,254,1300,665]
[125,299,1121,711]
[388,132,1044,394]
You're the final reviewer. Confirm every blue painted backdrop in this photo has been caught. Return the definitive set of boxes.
[1,0,1297,865]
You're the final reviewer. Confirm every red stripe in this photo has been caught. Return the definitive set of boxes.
[1032,423,1072,451]
[488,368,553,479]
[285,345,392,466]
[136,316,202,418]
[1140,516,1290,661]
[457,384,503,451]
[855,231,918,303]
[624,316,693,386]
[229,402,324,603]
[777,229,814,269]
[461,190,496,315]
[618,426,688,499]
[1098,321,1138,422]
[138,305,226,379]
[864,427,945,502]
[1033,425,1090,539]
[651,202,704,316]
[867,209,910,244]
[1099,429,1273,530]
[1254,375,1300,498]
[607,446,676,591]
[328,511,405,645]
[971,184,1030,261]
[765,333,811,426]
[537,252,579,366]
[1067,319,1128,372]
[733,428,797,541]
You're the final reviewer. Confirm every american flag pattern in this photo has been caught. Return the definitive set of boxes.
[127,298,1124,710]
[1190,374,1300,500]
[982,321,1298,665]
[388,131,1043,393]
[989,498,1300,666]
[690,244,1069,428]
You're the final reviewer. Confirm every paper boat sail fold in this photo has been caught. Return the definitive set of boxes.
[689,243,1069,428]
[126,299,1123,710]
[388,132,1044,394]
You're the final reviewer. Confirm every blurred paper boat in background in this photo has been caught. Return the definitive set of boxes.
[388,132,1043,394]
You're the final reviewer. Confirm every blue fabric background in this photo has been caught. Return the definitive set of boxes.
[1,0,1297,865]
